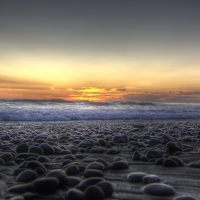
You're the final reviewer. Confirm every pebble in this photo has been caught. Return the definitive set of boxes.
[96,181,114,197]
[46,170,68,186]
[127,172,147,183]
[146,149,164,159]
[173,195,197,200]
[16,144,29,153]
[0,158,5,165]
[66,188,84,200]
[113,134,128,143]
[142,183,175,196]
[84,169,104,177]
[84,185,105,200]
[67,176,81,187]
[110,161,128,169]
[65,165,79,175]
[39,143,55,155]
[10,196,24,200]
[16,170,37,183]
[7,183,31,193]
[163,158,178,167]
[26,161,47,172]
[86,162,105,171]
[28,146,44,155]
[142,175,160,184]
[31,177,59,191]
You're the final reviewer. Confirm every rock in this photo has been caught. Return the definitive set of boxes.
[173,195,197,200]
[63,154,76,160]
[46,170,68,186]
[106,149,119,155]
[169,156,184,166]
[10,196,24,200]
[132,151,141,160]
[7,183,31,193]
[95,159,110,170]
[66,189,84,200]
[140,155,148,161]
[149,138,161,146]
[35,167,45,175]
[142,175,160,184]
[110,161,128,169]
[1,135,11,141]
[142,183,175,196]
[67,177,81,187]
[65,165,79,175]
[26,161,46,172]
[155,158,165,165]
[0,153,13,162]
[163,158,178,167]
[189,163,200,168]
[166,142,182,152]
[86,162,105,171]
[37,156,50,163]
[16,170,37,183]
[127,172,147,183]
[28,146,44,155]
[39,143,55,155]
[23,192,43,200]
[113,134,128,143]
[31,177,59,191]
[84,186,105,200]
[89,148,105,153]
[16,144,29,153]
[84,169,104,178]
[16,153,39,159]
[5,161,15,166]
[0,158,5,165]
[96,181,114,197]
[77,177,105,191]
[146,149,164,159]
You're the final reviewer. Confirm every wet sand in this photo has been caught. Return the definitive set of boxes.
[0,120,200,200]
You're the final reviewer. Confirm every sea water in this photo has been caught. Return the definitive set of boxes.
[0,99,200,121]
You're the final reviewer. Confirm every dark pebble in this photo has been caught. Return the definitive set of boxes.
[66,188,84,200]
[127,172,147,183]
[84,186,105,200]
[96,181,114,197]
[16,170,38,183]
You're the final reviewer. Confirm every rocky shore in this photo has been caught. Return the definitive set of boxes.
[0,120,200,200]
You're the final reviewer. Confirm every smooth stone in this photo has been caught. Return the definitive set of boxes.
[35,167,45,175]
[0,153,13,162]
[140,155,148,161]
[16,143,29,153]
[86,162,105,171]
[146,149,164,159]
[89,148,105,153]
[106,149,119,154]
[62,159,73,167]
[66,189,84,200]
[5,160,15,166]
[66,165,79,175]
[31,177,59,191]
[84,185,105,200]
[96,181,114,197]
[63,154,76,160]
[10,196,24,200]
[163,158,178,167]
[163,134,174,142]
[142,175,160,184]
[39,143,55,155]
[37,156,50,163]
[46,170,68,186]
[75,154,84,159]
[189,163,200,168]
[95,159,110,170]
[169,156,184,166]
[155,158,165,165]
[28,146,44,155]
[167,142,182,152]
[67,176,81,187]
[84,169,104,177]
[142,183,175,196]
[127,172,147,183]
[110,161,128,169]
[113,134,128,143]
[26,161,46,172]
[0,158,5,165]
[16,170,38,183]
[132,150,141,160]
[77,177,105,191]
[149,138,161,146]
[16,153,39,159]
[1,135,11,141]
[7,183,31,193]
[23,192,43,200]
[173,195,198,200]
[97,139,107,146]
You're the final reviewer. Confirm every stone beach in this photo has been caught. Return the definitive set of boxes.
[0,120,200,200]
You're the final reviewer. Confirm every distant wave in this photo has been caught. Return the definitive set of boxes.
[0,99,200,121]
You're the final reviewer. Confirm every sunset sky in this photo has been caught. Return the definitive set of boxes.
[1,0,200,102]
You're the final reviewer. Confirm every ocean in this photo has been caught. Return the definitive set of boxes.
[0,99,200,121]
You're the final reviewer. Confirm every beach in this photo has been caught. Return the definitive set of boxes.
[1,120,200,200]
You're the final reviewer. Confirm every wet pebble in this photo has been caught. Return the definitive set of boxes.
[127,172,147,183]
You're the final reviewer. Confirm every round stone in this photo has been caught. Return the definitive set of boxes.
[95,159,110,170]
[37,156,50,163]
[127,172,147,183]
[132,151,141,160]
[0,158,5,165]
[173,195,197,200]
[96,181,114,197]
[84,169,104,178]
[10,196,24,200]
[46,170,68,186]
[16,170,37,183]
[142,175,160,184]
[110,161,128,169]
[39,143,55,155]
[23,192,43,200]
[0,153,13,162]
[84,186,105,200]
[149,138,161,146]
[67,176,81,187]
[28,146,44,155]
[31,177,59,191]
[142,183,175,196]
[146,149,164,159]
[163,158,178,167]
[7,183,31,193]
[113,134,128,143]
[26,161,46,172]
[66,189,84,200]
[86,162,105,171]
[16,143,29,153]
[65,165,79,175]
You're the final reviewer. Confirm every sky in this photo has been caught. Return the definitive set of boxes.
[0,0,200,102]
